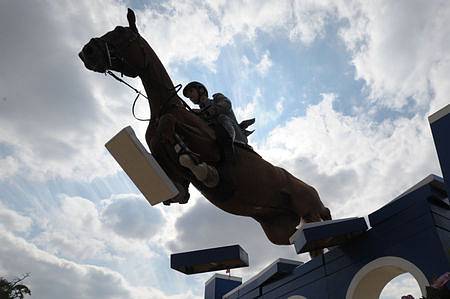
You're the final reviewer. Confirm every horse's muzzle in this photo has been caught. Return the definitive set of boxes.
[79,40,107,73]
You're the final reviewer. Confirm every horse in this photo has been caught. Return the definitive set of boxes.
[79,9,331,255]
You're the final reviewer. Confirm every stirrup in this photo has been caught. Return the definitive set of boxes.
[175,144,201,165]
[174,135,201,164]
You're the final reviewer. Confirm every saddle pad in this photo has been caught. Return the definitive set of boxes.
[105,126,179,205]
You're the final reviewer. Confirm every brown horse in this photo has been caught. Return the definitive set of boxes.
[79,9,331,251]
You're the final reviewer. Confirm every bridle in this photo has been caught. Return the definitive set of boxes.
[95,27,191,121]
[100,28,147,77]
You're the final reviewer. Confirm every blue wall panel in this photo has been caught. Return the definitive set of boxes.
[430,105,450,194]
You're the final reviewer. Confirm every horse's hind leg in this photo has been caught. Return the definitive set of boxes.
[285,183,332,223]
[282,184,332,257]
[300,205,334,258]
[319,206,332,221]
[300,213,326,258]
[256,212,300,245]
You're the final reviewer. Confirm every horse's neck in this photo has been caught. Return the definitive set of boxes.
[140,73,161,119]
[138,43,181,120]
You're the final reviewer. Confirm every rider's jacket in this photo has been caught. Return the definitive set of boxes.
[197,93,248,144]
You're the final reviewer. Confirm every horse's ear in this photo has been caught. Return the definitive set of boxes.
[127,8,139,34]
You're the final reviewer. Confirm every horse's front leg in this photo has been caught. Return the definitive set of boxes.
[147,115,190,205]
[156,114,219,188]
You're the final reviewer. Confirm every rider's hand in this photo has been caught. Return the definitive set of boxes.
[205,106,217,117]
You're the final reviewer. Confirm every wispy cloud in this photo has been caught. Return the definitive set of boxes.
[336,0,450,112]
[0,156,19,179]
[256,51,273,76]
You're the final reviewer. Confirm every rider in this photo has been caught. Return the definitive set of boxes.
[182,81,248,162]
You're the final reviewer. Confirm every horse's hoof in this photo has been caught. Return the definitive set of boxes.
[167,193,189,204]
[309,248,324,258]
[178,192,190,204]
[165,182,190,204]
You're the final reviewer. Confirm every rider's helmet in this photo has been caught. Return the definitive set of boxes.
[183,81,208,98]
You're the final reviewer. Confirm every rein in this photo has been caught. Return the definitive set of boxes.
[106,70,151,121]
[101,31,193,121]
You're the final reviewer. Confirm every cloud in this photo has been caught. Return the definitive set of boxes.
[0,156,19,179]
[31,194,164,262]
[0,0,328,184]
[0,202,33,232]
[259,94,441,217]
[1,191,205,296]
[335,0,450,112]
[0,229,200,299]
[276,97,285,114]
[1,1,448,298]
[235,88,284,129]
[0,0,135,181]
[237,51,273,78]
[219,1,291,42]
[32,195,112,261]
[100,194,165,239]
[289,0,337,45]
[137,1,225,71]
[380,273,421,299]
[235,93,258,121]
[255,51,273,76]
[0,0,343,183]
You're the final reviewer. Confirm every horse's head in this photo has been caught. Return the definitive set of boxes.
[79,9,145,78]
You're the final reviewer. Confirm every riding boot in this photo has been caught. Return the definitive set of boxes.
[222,138,235,164]
[174,134,200,164]
[216,118,236,163]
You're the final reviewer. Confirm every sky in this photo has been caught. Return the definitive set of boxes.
[0,0,449,298]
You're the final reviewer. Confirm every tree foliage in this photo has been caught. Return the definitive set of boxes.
[0,274,31,299]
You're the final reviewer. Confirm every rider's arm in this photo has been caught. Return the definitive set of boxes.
[212,93,232,114]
